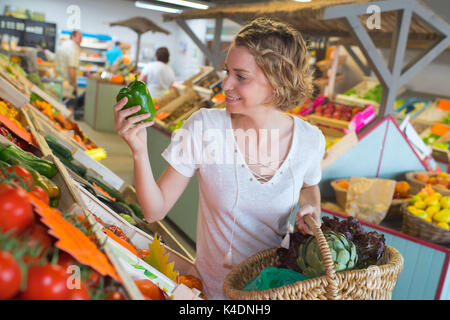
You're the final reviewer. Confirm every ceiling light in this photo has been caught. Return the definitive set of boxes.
[135,1,183,14]
[155,0,209,10]
[294,0,312,2]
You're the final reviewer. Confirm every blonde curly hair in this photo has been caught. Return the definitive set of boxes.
[232,17,313,111]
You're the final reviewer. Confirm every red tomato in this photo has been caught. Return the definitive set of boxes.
[22,264,70,300]
[0,186,34,235]
[106,290,126,300]
[30,185,50,205]
[2,165,33,188]
[134,279,166,300]
[57,251,78,272]
[0,251,22,300]
[86,271,101,289]
[24,222,53,254]
[67,281,91,300]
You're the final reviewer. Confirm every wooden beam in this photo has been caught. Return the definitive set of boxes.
[175,19,217,69]
[343,44,371,76]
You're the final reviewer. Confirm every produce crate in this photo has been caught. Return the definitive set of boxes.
[154,87,179,109]
[335,77,381,109]
[306,98,376,134]
[413,98,450,126]
[405,171,450,196]
[192,67,219,90]
[155,87,201,130]
[0,72,29,108]
[400,203,450,246]
[419,125,450,164]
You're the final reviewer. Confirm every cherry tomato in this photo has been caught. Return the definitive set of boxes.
[67,281,91,300]
[106,290,126,300]
[30,185,50,205]
[2,165,33,188]
[22,264,70,300]
[0,251,22,300]
[0,186,34,235]
[57,251,78,272]
[86,271,101,289]
[134,279,165,300]
[24,222,53,254]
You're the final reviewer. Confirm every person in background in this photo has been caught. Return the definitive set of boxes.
[139,47,175,99]
[56,30,82,101]
[106,41,123,67]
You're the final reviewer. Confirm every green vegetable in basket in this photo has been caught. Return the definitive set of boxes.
[296,231,357,277]
[120,213,136,225]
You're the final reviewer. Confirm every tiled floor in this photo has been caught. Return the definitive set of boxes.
[76,121,197,259]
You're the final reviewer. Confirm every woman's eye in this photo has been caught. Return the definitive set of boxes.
[237,74,246,81]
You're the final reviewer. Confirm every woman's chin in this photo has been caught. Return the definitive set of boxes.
[225,102,243,114]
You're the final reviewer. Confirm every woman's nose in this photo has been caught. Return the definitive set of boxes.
[222,75,232,91]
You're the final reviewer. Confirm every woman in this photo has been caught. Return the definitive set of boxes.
[113,18,325,300]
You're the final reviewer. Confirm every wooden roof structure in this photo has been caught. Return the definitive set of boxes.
[110,16,170,35]
[164,0,445,47]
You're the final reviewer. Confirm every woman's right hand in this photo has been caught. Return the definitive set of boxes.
[113,97,154,155]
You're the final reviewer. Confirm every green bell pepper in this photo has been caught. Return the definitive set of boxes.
[116,77,155,122]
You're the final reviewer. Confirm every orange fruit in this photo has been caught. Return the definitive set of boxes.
[134,279,166,300]
[415,173,429,183]
[337,180,349,190]
[395,181,410,197]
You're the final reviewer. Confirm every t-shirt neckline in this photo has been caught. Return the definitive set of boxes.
[226,111,297,186]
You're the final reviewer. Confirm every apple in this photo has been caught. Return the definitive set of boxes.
[335,104,344,112]
[315,106,323,113]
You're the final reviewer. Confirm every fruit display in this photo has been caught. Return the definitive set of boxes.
[407,185,450,230]
[193,70,219,89]
[414,172,450,191]
[312,101,363,122]
[343,83,383,103]
[30,93,99,150]
[334,179,411,200]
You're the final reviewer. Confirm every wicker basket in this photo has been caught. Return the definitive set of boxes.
[401,203,450,245]
[384,198,410,220]
[405,171,450,196]
[223,215,404,300]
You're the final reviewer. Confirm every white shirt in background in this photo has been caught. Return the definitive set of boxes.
[55,40,80,82]
[162,108,325,299]
[141,61,175,99]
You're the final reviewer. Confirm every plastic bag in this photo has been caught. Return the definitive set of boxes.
[345,177,396,224]
[243,267,310,291]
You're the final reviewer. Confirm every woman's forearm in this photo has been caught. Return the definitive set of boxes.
[133,151,165,222]
[298,184,321,221]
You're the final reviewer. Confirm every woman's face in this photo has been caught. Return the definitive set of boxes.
[222,45,274,115]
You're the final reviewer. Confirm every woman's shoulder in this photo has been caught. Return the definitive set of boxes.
[188,107,228,123]
[292,115,323,138]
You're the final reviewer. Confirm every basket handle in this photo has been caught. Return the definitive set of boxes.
[304,215,340,300]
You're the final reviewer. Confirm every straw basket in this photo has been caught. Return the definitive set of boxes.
[401,203,450,245]
[405,171,450,196]
[384,198,410,220]
[223,215,404,300]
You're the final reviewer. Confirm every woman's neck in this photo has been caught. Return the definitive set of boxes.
[231,107,290,131]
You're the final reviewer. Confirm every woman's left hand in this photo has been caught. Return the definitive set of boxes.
[295,204,321,235]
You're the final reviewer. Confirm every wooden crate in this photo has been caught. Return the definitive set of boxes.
[155,87,200,129]
[322,130,358,170]
[0,72,29,108]
[335,77,383,110]
[413,99,449,126]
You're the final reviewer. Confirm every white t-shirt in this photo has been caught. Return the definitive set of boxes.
[141,61,175,99]
[55,40,80,82]
[162,108,325,299]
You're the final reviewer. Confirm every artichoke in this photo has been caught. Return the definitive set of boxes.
[296,231,357,277]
